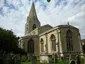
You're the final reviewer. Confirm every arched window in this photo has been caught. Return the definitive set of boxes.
[66,29,73,51]
[33,24,36,30]
[28,39,34,54]
[50,34,56,51]
[41,38,44,52]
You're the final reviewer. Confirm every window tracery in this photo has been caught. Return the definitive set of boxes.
[50,34,56,51]
[66,29,73,51]
[41,38,44,52]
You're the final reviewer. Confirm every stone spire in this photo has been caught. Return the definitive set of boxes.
[28,1,37,20]
[25,1,40,35]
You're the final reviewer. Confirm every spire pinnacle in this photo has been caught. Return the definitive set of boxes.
[28,0,36,17]
[27,0,38,22]
[25,0,40,35]
[67,22,70,25]
[32,0,34,3]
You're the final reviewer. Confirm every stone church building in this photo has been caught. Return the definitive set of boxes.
[19,1,82,62]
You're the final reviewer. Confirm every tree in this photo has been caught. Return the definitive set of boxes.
[82,45,85,54]
[0,28,26,55]
[47,0,51,2]
[0,28,17,53]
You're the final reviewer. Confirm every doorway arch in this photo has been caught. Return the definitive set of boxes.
[28,38,34,54]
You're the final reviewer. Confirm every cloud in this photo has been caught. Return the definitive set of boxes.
[0,0,4,8]
[0,0,85,39]
[37,0,85,39]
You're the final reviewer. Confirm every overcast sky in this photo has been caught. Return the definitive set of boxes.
[0,0,85,39]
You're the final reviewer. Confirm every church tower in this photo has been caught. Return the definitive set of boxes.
[25,1,41,35]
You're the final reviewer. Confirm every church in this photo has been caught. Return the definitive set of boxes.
[19,1,82,62]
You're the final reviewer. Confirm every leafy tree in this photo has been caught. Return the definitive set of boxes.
[82,45,85,54]
[0,28,26,55]
[0,28,17,53]
[47,0,51,2]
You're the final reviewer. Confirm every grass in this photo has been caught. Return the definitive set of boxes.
[57,60,69,64]
[21,60,69,64]
[21,61,48,64]
[21,59,84,64]
[21,61,30,64]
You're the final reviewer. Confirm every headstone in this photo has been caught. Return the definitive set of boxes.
[55,54,58,63]
[48,55,52,64]
[16,60,20,64]
[76,55,80,64]
[49,54,57,64]
[69,54,72,61]
[69,60,75,64]
[31,56,37,64]
[0,58,3,64]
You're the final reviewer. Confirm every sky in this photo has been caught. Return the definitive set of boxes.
[0,0,85,39]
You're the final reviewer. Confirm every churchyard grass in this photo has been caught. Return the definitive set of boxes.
[57,60,69,64]
[21,61,30,64]
[21,61,48,64]
[21,60,69,64]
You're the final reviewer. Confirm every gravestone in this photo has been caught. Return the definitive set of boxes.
[16,60,20,64]
[0,58,3,64]
[48,54,57,64]
[49,57,53,64]
[54,54,58,63]
[76,55,80,64]
[69,60,75,64]
[31,56,37,64]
